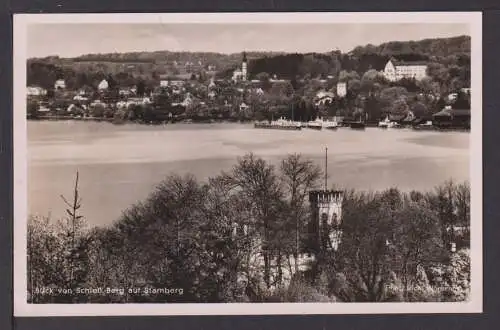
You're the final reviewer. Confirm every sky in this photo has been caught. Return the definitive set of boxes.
[27,23,470,58]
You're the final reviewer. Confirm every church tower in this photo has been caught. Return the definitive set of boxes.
[241,51,248,81]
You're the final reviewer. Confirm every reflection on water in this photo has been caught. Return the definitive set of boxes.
[28,121,470,226]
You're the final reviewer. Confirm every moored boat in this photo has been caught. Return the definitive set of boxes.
[324,120,339,130]
[349,121,366,129]
[254,117,302,130]
[378,116,390,128]
[413,120,435,131]
[389,122,403,128]
[378,116,400,128]
[307,117,324,130]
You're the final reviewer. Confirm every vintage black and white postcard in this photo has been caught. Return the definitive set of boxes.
[13,12,482,316]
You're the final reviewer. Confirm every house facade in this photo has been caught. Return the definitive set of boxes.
[98,79,109,90]
[27,86,47,96]
[54,79,66,90]
[383,59,427,82]
[78,86,93,96]
[73,95,89,102]
[239,102,249,112]
[315,91,335,106]
[336,82,347,98]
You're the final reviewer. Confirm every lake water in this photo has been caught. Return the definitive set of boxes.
[28,121,470,227]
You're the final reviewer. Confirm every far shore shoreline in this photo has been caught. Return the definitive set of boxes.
[27,116,471,132]
[28,115,248,125]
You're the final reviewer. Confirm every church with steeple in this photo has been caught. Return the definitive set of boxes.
[232,52,248,82]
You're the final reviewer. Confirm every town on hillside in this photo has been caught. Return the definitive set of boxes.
[26,36,471,130]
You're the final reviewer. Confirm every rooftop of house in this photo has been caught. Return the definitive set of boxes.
[388,59,428,67]
[388,113,407,121]
[316,91,335,99]
[433,108,471,117]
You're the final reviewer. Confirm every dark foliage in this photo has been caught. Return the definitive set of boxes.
[27,153,470,303]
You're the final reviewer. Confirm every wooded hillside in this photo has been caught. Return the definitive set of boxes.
[27,35,470,90]
[247,35,471,79]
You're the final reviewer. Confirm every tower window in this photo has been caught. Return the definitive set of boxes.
[332,213,339,226]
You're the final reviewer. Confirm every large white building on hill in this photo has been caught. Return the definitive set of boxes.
[383,59,428,82]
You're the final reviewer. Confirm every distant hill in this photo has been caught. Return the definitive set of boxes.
[247,35,471,78]
[28,51,284,76]
[26,35,470,90]
[348,35,471,58]
[27,51,285,89]
[70,51,285,62]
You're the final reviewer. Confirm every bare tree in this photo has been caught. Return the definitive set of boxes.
[391,202,443,300]
[60,171,83,289]
[332,191,394,301]
[224,153,284,289]
[280,154,322,273]
[454,181,470,247]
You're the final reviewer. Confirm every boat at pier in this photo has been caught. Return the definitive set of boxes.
[378,117,390,128]
[413,120,435,131]
[324,119,339,130]
[378,116,400,129]
[349,121,366,129]
[307,117,324,130]
[305,117,339,130]
[254,117,302,130]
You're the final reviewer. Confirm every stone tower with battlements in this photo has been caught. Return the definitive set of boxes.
[307,189,344,253]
